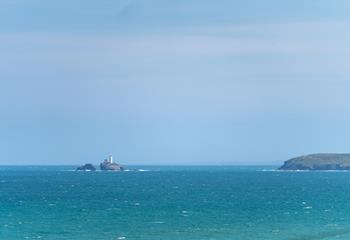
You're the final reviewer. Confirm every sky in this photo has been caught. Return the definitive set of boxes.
[1,0,350,165]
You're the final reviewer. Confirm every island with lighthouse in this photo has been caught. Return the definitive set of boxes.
[76,154,124,171]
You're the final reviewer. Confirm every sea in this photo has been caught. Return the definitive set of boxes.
[1,165,350,240]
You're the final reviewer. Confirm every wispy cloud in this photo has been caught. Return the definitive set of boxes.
[1,20,350,118]
[1,20,350,59]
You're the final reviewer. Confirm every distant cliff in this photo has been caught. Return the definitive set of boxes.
[279,154,350,170]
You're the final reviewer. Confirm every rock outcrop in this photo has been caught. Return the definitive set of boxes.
[76,163,96,171]
[279,153,350,170]
[100,161,124,171]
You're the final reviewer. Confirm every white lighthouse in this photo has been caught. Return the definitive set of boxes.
[108,154,113,163]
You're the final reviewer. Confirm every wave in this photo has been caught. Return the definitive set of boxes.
[259,169,350,172]
[64,169,152,172]
[286,227,350,240]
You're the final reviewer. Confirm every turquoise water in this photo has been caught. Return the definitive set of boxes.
[1,166,350,240]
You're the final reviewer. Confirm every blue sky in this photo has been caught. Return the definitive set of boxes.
[1,0,350,165]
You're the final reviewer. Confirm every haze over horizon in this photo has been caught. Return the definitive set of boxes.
[1,0,350,165]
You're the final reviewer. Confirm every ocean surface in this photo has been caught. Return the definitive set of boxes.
[1,166,350,240]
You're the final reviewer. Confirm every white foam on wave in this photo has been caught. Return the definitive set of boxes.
[151,221,165,224]
[68,168,152,172]
[303,206,313,209]
[261,169,350,172]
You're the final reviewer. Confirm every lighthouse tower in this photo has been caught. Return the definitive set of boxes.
[108,154,113,163]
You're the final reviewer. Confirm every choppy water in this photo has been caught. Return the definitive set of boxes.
[1,166,350,240]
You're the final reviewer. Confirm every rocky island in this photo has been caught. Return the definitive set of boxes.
[76,154,124,171]
[76,163,96,171]
[279,153,350,170]
[100,154,124,171]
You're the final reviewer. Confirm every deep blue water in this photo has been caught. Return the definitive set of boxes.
[1,166,350,240]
